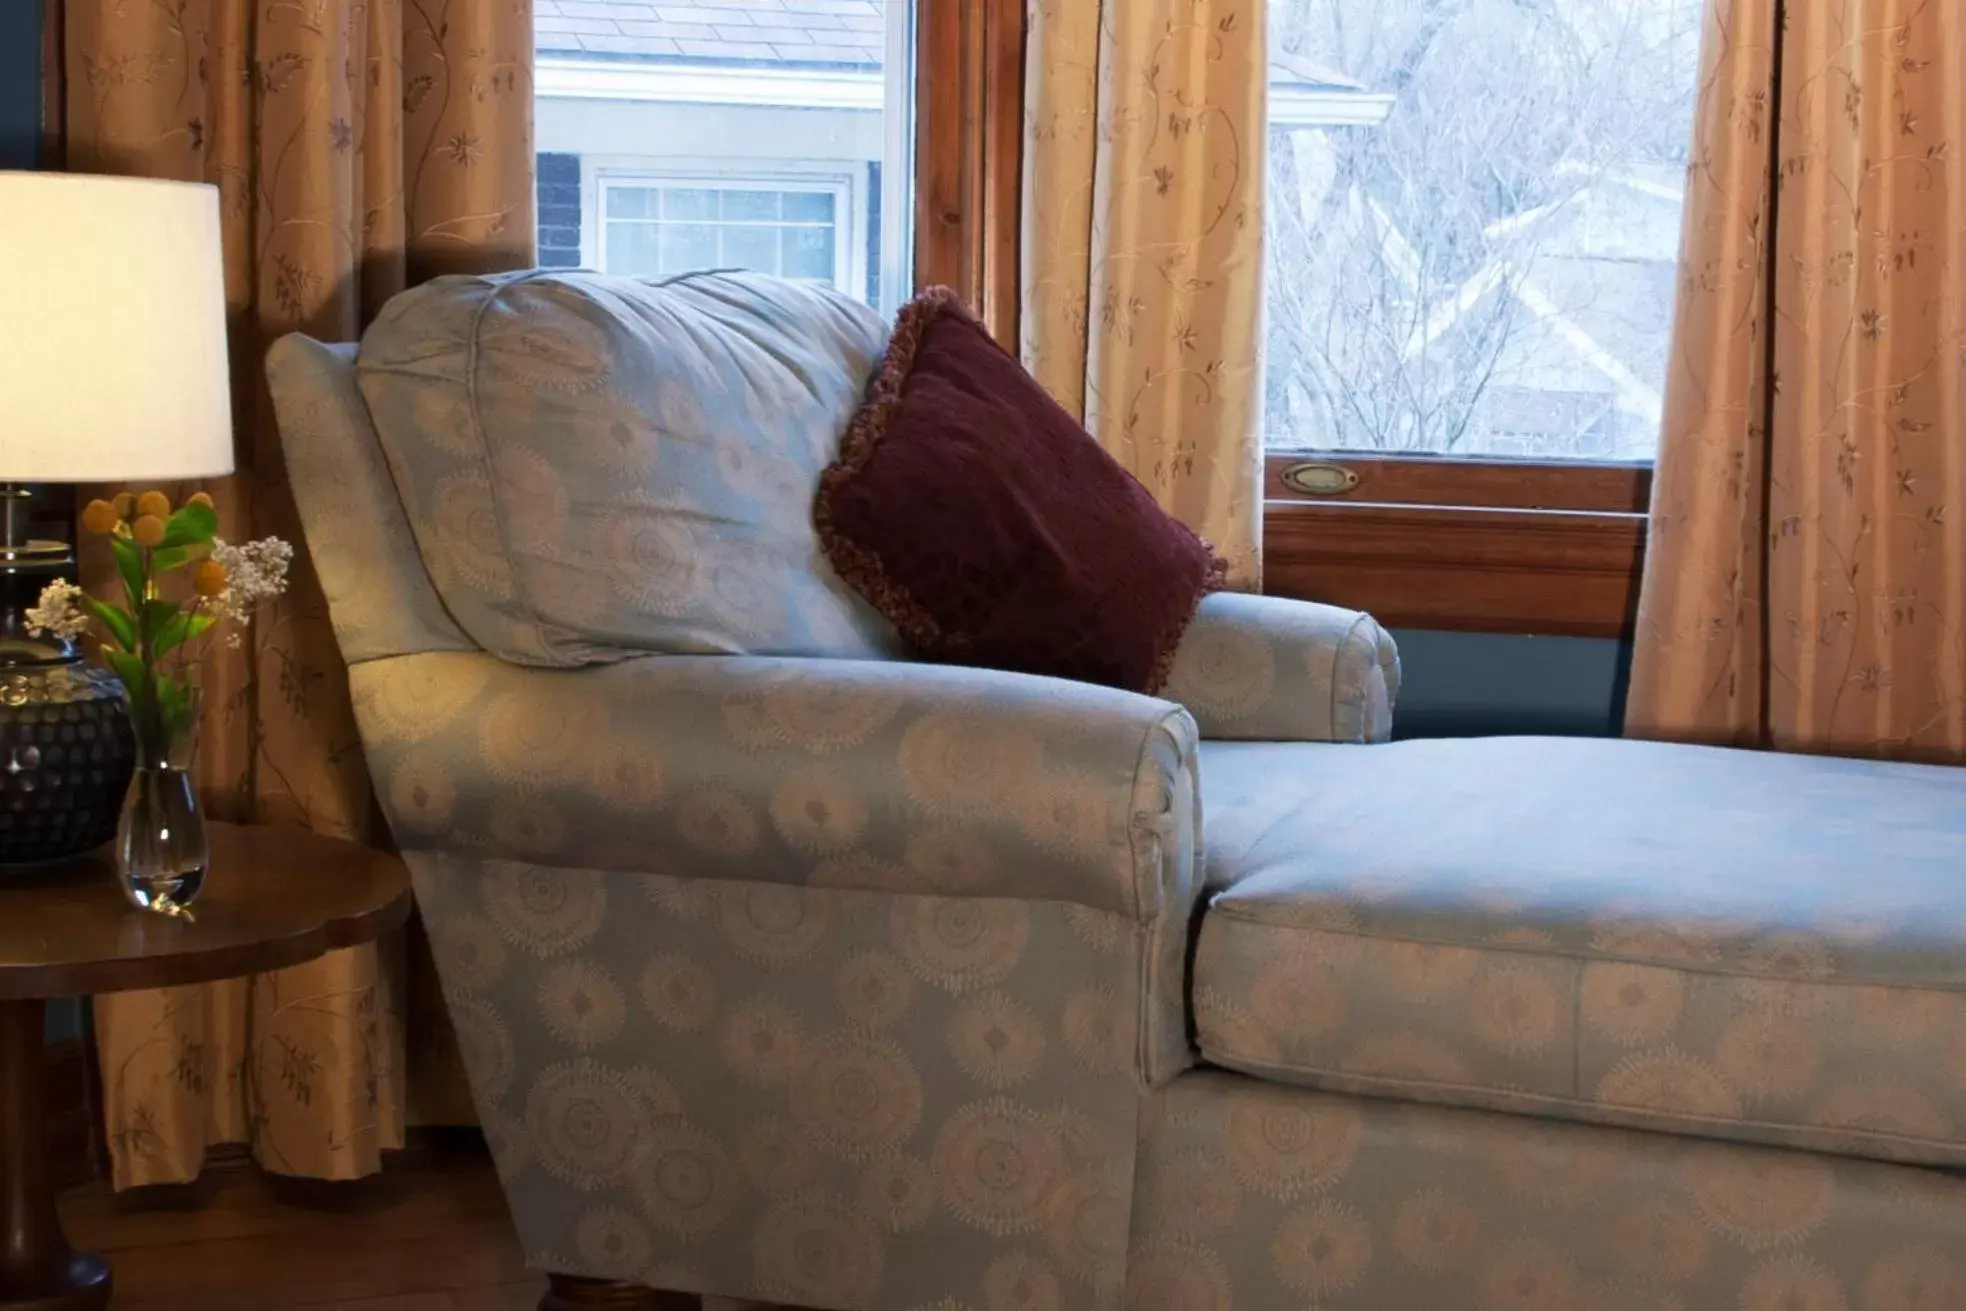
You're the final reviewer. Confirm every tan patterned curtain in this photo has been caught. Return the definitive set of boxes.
[1021,0,1267,589]
[1628,0,1965,758]
[62,0,534,1188]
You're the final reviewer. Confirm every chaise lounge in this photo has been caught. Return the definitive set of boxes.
[266,269,1966,1310]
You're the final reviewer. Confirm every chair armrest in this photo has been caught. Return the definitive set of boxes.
[350,650,1201,926]
[1162,592,1399,743]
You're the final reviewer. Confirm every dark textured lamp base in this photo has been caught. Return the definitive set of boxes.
[0,663,135,869]
[0,501,137,868]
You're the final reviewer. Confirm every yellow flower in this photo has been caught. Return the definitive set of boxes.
[193,560,228,597]
[81,499,120,535]
[187,491,215,510]
[136,490,172,519]
[111,492,136,518]
[132,515,167,547]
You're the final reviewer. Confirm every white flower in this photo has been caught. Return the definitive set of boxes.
[26,579,91,641]
[208,536,293,625]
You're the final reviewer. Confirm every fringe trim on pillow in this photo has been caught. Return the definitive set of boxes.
[816,284,1230,696]
[813,286,979,660]
[1146,545,1229,696]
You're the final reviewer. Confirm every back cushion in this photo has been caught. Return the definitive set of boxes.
[355,270,901,666]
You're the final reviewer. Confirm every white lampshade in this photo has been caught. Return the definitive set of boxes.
[0,172,234,483]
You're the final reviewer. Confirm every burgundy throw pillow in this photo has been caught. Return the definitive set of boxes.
[815,287,1226,694]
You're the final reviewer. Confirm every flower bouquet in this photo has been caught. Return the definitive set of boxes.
[28,490,290,912]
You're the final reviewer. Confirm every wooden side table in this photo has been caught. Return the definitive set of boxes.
[0,822,412,1310]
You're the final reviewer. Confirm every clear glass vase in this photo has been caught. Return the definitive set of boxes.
[115,672,206,914]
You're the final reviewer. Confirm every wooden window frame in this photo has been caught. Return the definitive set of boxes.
[912,0,1024,346]
[1261,455,1652,638]
[911,7,1651,639]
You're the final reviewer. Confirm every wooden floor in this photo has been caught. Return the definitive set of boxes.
[56,1141,769,1311]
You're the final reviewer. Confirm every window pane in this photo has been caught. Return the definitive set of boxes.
[1263,1,1703,461]
[663,188,717,221]
[606,222,663,276]
[782,191,836,223]
[723,223,781,273]
[535,0,915,309]
[783,226,835,281]
[605,187,653,219]
[661,223,719,271]
[722,190,781,222]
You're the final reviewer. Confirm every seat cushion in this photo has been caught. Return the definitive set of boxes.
[355,270,901,666]
[1193,736,1966,1168]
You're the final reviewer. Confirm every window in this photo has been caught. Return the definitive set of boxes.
[534,0,915,314]
[1259,1,1704,635]
[1263,0,1703,462]
[599,178,851,287]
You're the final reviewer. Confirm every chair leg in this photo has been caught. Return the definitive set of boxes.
[538,1274,702,1310]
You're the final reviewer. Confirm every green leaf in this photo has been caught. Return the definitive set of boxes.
[139,597,180,646]
[79,594,138,652]
[159,503,219,550]
[103,648,148,710]
[109,535,145,606]
[151,545,193,574]
[156,673,192,747]
[153,610,218,660]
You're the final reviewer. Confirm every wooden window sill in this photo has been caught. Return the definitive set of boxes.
[1260,454,1650,638]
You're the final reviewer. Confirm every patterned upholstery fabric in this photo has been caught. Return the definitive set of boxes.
[269,275,1966,1311]
[412,857,1155,1310]
[1132,1068,1966,1310]
[1160,592,1398,744]
[265,334,474,664]
[350,649,1203,1090]
[1195,736,1966,1167]
[355,270,901,667]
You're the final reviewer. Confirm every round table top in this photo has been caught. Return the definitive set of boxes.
[0,822,413,1000]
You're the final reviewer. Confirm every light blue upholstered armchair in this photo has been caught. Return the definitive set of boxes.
[265,269,1395,1310]
[270,270,1966,1311]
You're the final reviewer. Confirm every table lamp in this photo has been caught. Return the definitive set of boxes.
[0,172,234,866]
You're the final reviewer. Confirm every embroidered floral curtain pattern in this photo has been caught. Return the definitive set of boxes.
[63,0,534,1188]
[1628,0,1965,759]
[1022,0,1268,589]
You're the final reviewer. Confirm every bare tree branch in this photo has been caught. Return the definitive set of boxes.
[1265,0,1701,457]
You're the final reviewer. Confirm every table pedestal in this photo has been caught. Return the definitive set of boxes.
[0,999,109,1311]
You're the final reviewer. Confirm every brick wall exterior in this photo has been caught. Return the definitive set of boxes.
[537,152,582,269]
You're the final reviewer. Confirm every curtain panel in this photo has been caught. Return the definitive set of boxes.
[61,0,534,1188]
[1021,0,1268,590]
[1629,0,1965,759]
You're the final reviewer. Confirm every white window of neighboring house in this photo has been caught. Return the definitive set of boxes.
[598,176,854,290]
[532,0,914,315]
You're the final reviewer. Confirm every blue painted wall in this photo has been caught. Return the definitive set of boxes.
[1389,630,1632,739]
[0,3,39,170]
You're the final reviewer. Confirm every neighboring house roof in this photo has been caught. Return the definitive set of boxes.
[536,0,887,67]
[538,1,1388,98]
[1516,255,1677,408]
[1403,172,1685,424]
[1411,253,1676,427]
[1483,168,1685,261]
[1269,50,1369,92]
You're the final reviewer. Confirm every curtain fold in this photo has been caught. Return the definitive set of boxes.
[1021,0,1268,589]
[64,0,534,1188]
[1628,0,1965,758]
